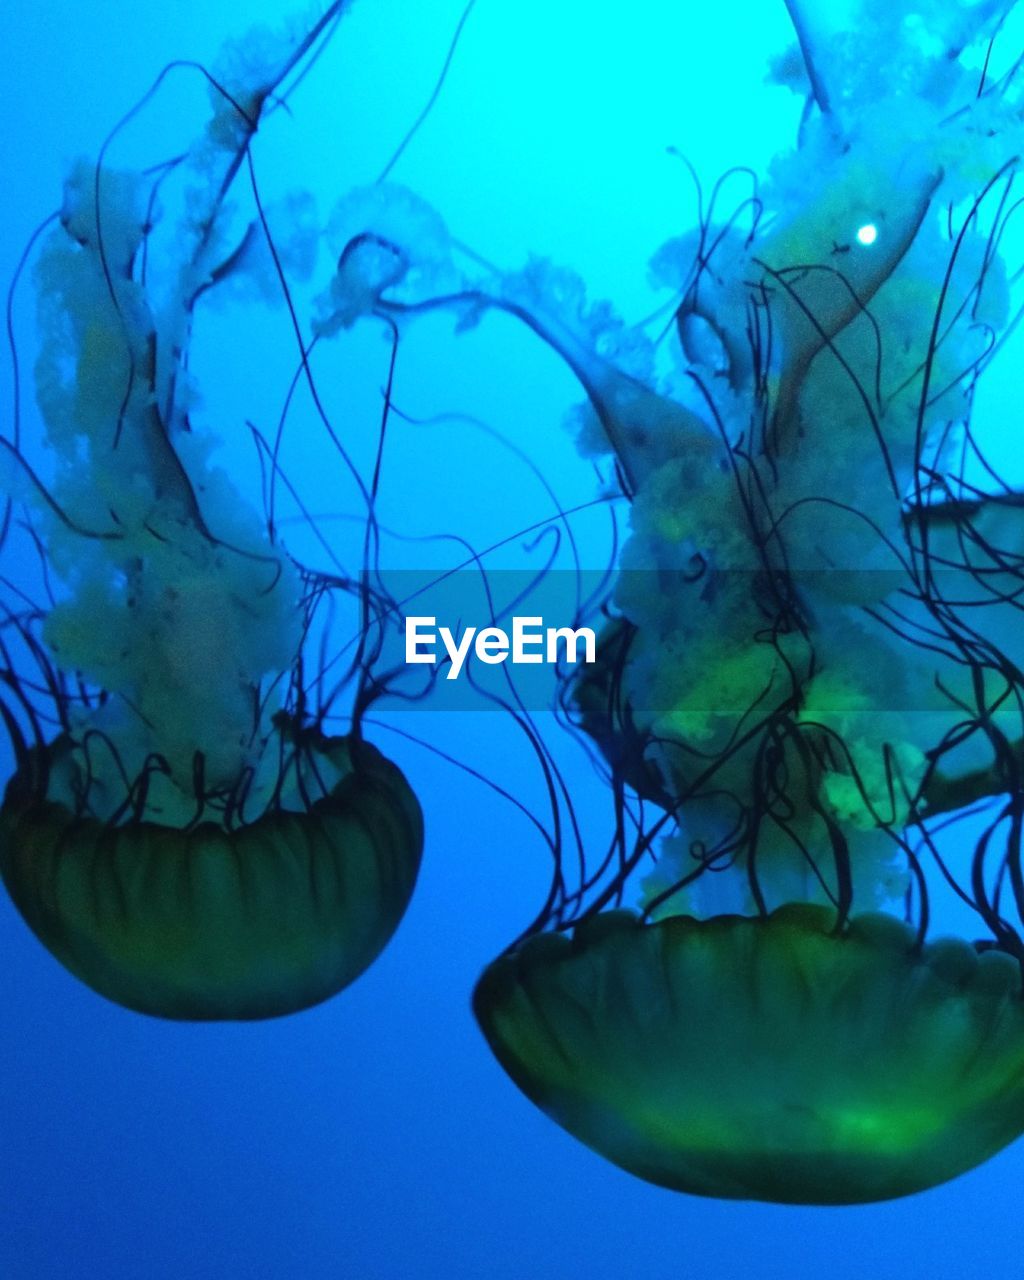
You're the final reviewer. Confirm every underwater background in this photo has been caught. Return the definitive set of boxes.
[4,0,1024,1275]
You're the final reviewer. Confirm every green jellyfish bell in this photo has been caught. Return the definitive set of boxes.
[475,906,1024,1204]
[1,733,422,1020]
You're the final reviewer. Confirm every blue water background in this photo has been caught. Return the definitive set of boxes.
[2,2,1022,1276]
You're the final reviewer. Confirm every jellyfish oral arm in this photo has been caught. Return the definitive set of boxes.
[760,167,942,462]
[366,284,715,494]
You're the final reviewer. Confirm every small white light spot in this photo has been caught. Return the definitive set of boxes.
[856,223,878,247]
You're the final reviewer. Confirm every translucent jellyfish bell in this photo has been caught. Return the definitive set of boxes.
[475,907,1024,1203]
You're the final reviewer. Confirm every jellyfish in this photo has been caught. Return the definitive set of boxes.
[0,3,424,1020]
[322,0,1024,1200]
